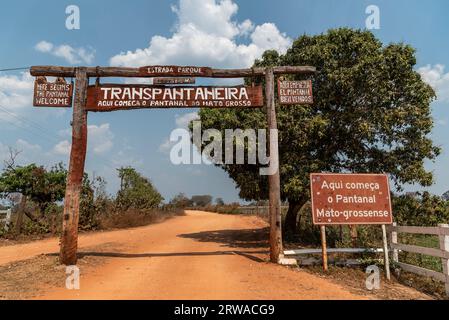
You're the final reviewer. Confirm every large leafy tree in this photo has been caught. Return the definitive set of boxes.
[194,28,440,234]
[116,167,164,210]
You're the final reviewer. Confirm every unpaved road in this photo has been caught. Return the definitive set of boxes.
[0,211,425,300]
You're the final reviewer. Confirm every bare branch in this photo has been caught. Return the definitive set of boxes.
[4,147,22,169]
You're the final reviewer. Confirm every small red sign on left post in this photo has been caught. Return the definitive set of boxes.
[33,77,73,108]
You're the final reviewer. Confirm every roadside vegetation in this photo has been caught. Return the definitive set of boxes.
[0,152,183,240]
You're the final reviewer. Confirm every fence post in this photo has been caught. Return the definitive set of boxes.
[391,222,399,264]
[4,209,12,232]
[381,224,391,281]
[438,224,449,297]
[265,67,283,263]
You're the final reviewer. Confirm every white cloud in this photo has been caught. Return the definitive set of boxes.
[159,112,202,155]
[418,64,449,102]
[16,139,42,153]
[35,40,95,64]
[0,139,55,168]
[53,140,71,155]
[55,123,114,155]
[159,138,175,153]
[35,40,53,53]
[0,72,34,117]
[159,112,198,153]
[110,0,291,69]
[88,123,114,154]
[175,112,199,128]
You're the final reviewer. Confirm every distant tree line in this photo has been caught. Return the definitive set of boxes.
[168,193,227,208]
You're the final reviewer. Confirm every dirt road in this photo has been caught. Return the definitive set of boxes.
[0,211,425,300]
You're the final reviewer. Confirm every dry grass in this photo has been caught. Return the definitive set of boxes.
[98,209,185,230]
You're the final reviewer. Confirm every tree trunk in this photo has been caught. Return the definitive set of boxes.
[14,195,26,234]
[285,198,307,235]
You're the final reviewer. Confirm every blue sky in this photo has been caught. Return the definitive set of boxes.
[1,0,449,203]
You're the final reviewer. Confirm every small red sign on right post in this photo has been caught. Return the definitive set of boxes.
[310,173,393,225]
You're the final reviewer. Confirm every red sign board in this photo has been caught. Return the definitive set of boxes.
[153,77,196,85]
[86,84,264,111]
[278,80,313,105]
[138,66,212,77]
[33,77,73,108]
[310,173,393,225]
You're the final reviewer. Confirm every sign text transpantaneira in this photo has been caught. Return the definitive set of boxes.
[86,85,264,111]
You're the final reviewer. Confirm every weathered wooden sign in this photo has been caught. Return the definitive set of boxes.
[86,84,264,111]
[278,80,313,105]
[153,77,196,85]
[310,173,393,225]
[33,77,73,107]
[139,66,213,77]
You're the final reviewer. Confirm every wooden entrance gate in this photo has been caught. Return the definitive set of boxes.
[30,65,315,265]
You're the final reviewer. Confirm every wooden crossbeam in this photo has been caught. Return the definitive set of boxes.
[30,65,316,78]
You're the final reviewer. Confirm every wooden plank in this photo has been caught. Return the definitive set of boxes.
[382,224,391,280]
[153,77,196,85]
[397,262,446,282]
[59,67,88,266]
[30,65,316,79]
[85,85,264,111]
[278,80,313,105]
[310,173,393,225]
[139,66,212,77]
[284,248,384,255]
[295,256,362,266]
[391,225,444,235]
[265,67,283,263]
[33,77,73,108]
[320,225,328,271]
[391,243,448,259]
[391,222,399,263]
[437,224,449,296]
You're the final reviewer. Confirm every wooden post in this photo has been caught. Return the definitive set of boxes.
[320,225,328,272]
[14,195,26,234]
[391,222,399,264]
[350,225,358,247]
[438,224,449,296]
[4,209,11,232]
[265,67,283,263]
[60,67,88,265]
[381,224,391,281]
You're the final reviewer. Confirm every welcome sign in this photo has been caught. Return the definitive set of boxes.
[310,173,393,225]
[86,84,264,111]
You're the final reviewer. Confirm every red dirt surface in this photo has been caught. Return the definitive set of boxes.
[0,211,431,300]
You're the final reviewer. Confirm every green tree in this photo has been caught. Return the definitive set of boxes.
[0,163,66,214]
[215,197,225,206]
[194,28,440,235]
[116,167,163,210]
[191,195,213,207]
[169,193,193,208]
[0,163,67,233]
[393,192,449,226]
